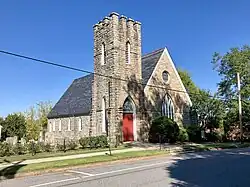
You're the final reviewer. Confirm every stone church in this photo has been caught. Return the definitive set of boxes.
[46,12,192,144]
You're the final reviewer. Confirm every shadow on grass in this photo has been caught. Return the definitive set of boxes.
[123,142,249,153]
[166,148,250,187]
[0,159,11,164]
[0,160,26,181]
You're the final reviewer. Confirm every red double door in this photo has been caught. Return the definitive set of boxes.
[122,113,134,141]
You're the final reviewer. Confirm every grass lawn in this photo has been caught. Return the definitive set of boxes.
[0,146,126,163]
[0,150,165,177]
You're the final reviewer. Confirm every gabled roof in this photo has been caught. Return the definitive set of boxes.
[47,74,93,118]
[143,48,192,106]
[141,48,164,86]
[48,48,167,118]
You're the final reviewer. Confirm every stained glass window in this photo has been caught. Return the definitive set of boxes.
[162,94,174,119]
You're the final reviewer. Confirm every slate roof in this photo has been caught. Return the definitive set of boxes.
[141,48,164,86]
[48,48,164,118]
[47,74,94,118]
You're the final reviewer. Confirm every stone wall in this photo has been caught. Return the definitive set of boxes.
[45,115,90,145]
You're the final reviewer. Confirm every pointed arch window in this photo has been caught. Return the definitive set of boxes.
[101,43,106,65]
[78,118,82,131]
[67,118,71,131]
[102,97,106,133]
[162,94,174,120]
[123,97,134,113]
[52,120,56,131]
[126,41,131,64]
[58,119,62,132]
[49,121,52,132]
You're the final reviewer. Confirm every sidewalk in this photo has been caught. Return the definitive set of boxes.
[0,147,147,169]
[1,142,243,169]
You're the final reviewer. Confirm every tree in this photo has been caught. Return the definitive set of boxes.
[212,45,250,134]
[24,101,53,141]
[178,68,200,102]
[37,101,52,130]
[3,113,26,139]
[0,117,5,140]
[25,106,40,141]
[178,69,225,135]
[212,45,250,103]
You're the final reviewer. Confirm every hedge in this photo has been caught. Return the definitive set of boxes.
[79,135,108,149]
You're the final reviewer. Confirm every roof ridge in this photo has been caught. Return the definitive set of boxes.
[142,48,165,59]
[74,73,93,81]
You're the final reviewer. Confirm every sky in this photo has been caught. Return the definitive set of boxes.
[0,0,250,117]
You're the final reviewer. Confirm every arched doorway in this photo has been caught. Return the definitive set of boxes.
[123,97,135,141]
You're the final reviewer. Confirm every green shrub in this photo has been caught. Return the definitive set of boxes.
[205,131,223,142]
[27,142,42,154]
[149,116,179,143]
[186,125,202,142]
[79,137,90,149]
[12,143,26,155]
[98,135,108,148]
[89,137,98,149]
[178,127,189,142]
[0,142,13,157]
[56,143,66,152]
[67,140,78,150]
[42,143,53,152]
[79,136,108,149]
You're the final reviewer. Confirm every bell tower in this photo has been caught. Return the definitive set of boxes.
[91,12,142,142]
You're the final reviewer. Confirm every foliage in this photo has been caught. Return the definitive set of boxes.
[56,143,66,152]
[149,116,179,143]
[178,127,189,142]
[79,137,90,148]
[39,142,53,152]
[212,45,250,104]
[37,101,53,130]
[96,135,108,148]
[79,136,108,149]
[178,69,200,102]
[212,45,250,131]
[67,140,78,150]
[0,117,5,140]
[26,141,43,154]
[0,142,13,156]
[2,113,26,140]
[205,130,223,143]
[25,106,40,141]
[186,125,202,142]
[12,143,26,155]
[24,101,53,141]
[178,69,225,132]
[89,137,98,149]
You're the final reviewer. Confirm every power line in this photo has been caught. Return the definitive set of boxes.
[0,49,247,102]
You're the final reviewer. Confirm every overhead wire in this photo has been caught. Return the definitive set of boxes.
[0,50,248,103]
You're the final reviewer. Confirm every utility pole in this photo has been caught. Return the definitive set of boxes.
[237,72,243,142]
[0,125,2,140]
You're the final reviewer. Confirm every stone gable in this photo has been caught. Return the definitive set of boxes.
[144,48,192,125]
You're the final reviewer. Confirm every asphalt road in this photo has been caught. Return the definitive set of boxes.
[1,148,250,187]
